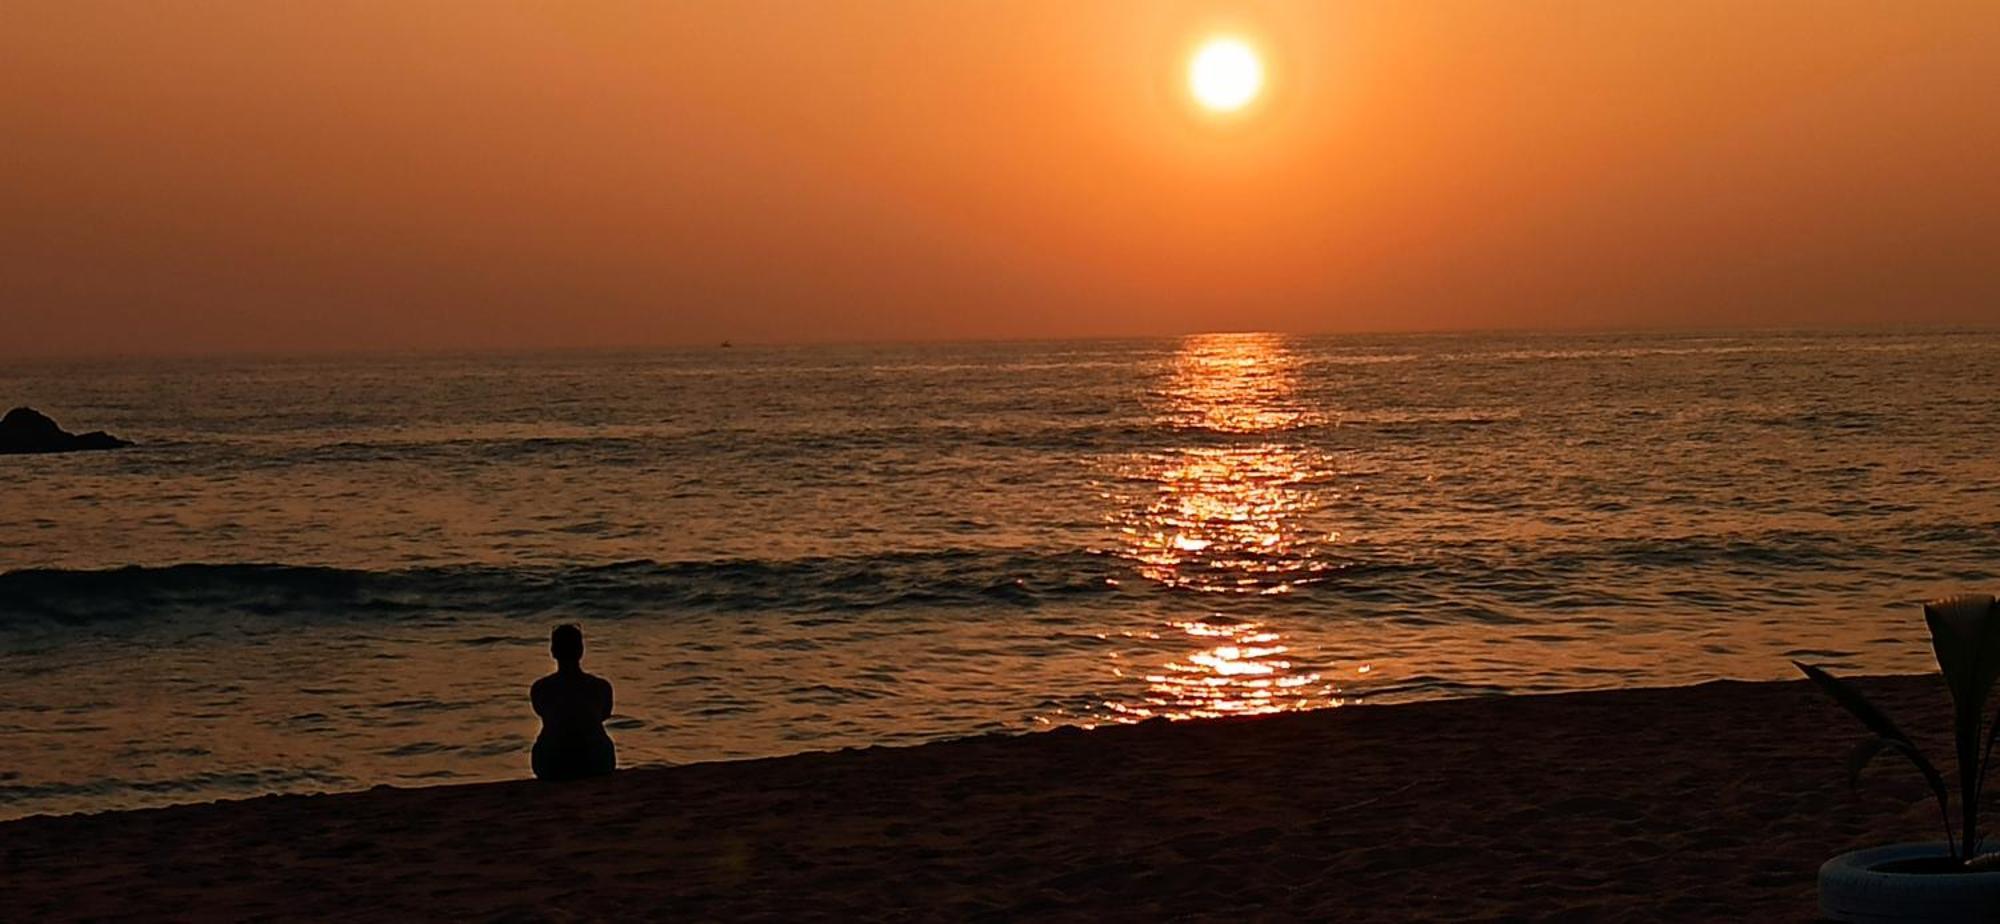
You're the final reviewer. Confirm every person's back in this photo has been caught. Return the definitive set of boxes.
[531,624,616,781]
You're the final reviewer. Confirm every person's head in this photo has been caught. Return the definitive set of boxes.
[550,623,584,666]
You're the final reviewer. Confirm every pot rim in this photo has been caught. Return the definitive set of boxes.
[1825,842,2000,880]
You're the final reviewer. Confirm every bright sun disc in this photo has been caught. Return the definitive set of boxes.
[1189,38,1262,112]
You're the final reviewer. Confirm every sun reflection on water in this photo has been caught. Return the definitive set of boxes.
[1105,619,1342,720]
[1120,449,1342,595]
[1113,332,1341,597]
[1091,332,1351,723]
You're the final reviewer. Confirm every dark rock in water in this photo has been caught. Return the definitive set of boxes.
[0,407,132,454]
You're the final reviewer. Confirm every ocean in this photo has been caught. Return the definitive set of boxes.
[2,330,1994,819]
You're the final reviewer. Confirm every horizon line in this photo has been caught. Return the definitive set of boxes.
[5,318,1993,364]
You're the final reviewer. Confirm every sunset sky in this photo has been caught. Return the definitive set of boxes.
[4,1,1996,356]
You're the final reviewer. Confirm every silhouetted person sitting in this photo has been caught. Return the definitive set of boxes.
[531,623,617,781]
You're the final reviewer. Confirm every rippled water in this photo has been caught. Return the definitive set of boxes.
[2,330,1996,818]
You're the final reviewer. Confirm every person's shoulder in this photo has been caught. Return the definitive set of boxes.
[531,673,557,693]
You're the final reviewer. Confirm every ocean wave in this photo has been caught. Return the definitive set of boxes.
[0,550,1135,626]
[0,767,352,807]
[6,518,1991,629]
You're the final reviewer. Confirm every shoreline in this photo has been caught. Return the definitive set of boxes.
[2,674,1950,921]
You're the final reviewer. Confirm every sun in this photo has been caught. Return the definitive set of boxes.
[1188,37,1263,113]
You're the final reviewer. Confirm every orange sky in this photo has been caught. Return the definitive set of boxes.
[3,1,1996,356]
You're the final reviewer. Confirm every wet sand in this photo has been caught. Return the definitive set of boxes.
[0,674,1949,921]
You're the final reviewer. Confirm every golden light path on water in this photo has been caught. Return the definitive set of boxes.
[1098,332,1349,722]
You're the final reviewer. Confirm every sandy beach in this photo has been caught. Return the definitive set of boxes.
[0,673,1952,922]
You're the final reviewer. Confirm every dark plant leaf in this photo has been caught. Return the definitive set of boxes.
[1982,694,2000,793]
[1880,737,1953,811]
[1923,595,2000,860]
[1846,737,1887,790]
[1925,595,2000,714]
[1798,660,1958,856]
[1796,661,1920,747]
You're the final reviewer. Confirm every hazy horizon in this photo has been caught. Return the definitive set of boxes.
[5,1,1997,358]
[10,318,1999,364]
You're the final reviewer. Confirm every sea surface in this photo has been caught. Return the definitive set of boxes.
[2,330,1996,819]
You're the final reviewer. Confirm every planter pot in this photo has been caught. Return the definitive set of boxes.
[1819,843,2000,923]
